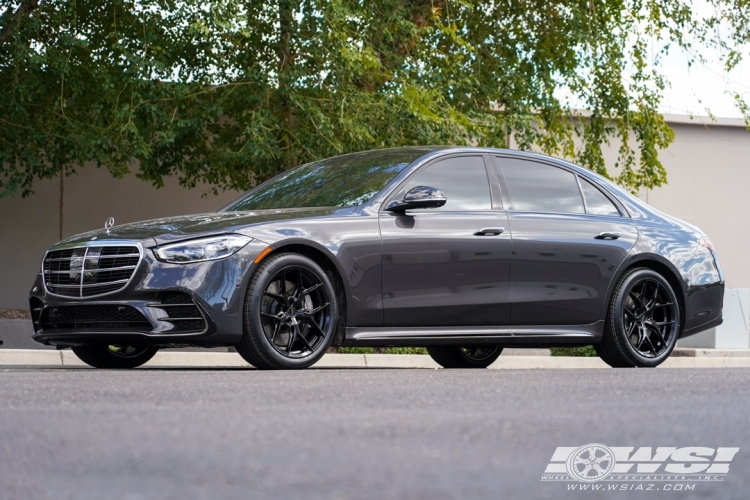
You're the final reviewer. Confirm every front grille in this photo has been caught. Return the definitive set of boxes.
[43,245,141,298]
[153,292,207,333]
[39,305,152,332]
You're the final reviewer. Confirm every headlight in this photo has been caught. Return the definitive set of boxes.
[154,235,252,264]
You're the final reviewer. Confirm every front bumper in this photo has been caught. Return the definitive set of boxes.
[29,239,270,348]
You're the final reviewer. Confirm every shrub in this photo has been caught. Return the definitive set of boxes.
[549,346,598,357]
[328,347,428,355]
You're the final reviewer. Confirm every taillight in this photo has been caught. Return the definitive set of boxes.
[698,237,715,252]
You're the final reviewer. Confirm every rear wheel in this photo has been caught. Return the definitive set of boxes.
[426,346,503,369]
[237,253,339,370]
[72,345,158,369]
[597,268,680,368]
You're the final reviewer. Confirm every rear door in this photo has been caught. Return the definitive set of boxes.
[379,154,512,326]
[492,156,638,325]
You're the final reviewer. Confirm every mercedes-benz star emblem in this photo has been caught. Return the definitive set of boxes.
[104,217,115,234]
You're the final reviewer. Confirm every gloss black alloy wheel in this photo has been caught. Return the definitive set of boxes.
[597,268,680,368]
[426,345,503,368]
[237,253,339,370]
[71,345,158,368]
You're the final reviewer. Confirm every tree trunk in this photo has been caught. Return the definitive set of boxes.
[278,0,298,170]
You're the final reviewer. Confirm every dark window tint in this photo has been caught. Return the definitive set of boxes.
[580,177,620,216]
[226,150,423,211]
[403,156,491,211]
[498,159,585,214]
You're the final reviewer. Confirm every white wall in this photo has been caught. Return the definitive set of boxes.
[639,122,750,289]
[0,166,239,309]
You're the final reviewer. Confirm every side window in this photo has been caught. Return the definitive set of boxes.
[403,156,491,211]
[497,159,585,214]
[579,177,621,216]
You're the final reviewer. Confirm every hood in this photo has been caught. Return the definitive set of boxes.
[53,207,352,248]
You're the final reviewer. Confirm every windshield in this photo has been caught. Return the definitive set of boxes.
[225,150,423,211]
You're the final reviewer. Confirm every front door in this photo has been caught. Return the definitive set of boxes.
[492,157,638,325]
[379,155,512,326]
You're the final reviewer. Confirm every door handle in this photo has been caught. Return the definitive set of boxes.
[595,232,621,240]
[474,227,505,236]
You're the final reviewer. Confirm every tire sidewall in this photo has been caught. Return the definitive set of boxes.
[612,269,680,367]
[72,345,158,369]
[245,254,339,368]
[457,346,503,367]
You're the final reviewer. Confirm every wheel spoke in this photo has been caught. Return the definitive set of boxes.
[280,270,287,299]
[645,282,660,311]
[630,290,644,312]
[623,306,637,320]
[308,302,330,315]
[651,302,673,309]
[300,316,326,337]
[263,291,287,305]
[647,324,667,346]
[302,283,322,295]
[285,323,296,353]
[643,334,658,356]
[652,320,675,327]
[270,321,282,343]
[261,312,282,322]
[296,267,303,300]
[634,281,648,310]
[625,320,637,337]
[296,326,314,352]
[635,330,646,350]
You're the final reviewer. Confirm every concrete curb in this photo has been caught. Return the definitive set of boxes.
[3,349,750,369]
[672,347,750,357]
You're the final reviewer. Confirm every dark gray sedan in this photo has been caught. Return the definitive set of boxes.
[29,147,724,369]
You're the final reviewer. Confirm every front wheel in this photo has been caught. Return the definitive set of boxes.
[236,252,339,370]
[72,345,158,368]
[426,346,503,369]
[597,268,680,368]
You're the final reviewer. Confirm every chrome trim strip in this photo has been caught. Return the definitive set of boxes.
[45,265,137,274]
[44,279,130,289]
[46,254,140,261]
[346,325,597,341]
[146,303,196,308]
[146,300,210,335]
[41,241,144,300]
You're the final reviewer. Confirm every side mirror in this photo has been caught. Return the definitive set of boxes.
[385,186,447,212]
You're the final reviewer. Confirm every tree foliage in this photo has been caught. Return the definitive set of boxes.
[0,0,746,197]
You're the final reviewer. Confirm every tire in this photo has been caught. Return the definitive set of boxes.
[72,345,158,369]
[597,268,681,368]
[426,346,503,369]
[236,252,339,370]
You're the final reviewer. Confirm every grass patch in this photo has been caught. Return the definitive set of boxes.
[328,346,428,355]
[549,346,598,357]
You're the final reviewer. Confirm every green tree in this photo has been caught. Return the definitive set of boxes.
[0,0,746,197]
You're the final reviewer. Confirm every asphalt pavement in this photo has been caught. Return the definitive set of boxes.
[1,367,749,500]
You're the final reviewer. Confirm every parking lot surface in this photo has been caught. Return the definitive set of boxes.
[1,367,748,499]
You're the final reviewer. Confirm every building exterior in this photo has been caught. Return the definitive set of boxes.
[0,114,748,311]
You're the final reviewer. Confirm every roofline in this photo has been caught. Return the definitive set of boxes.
[568,109,748,129]
[660,113,747,128]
